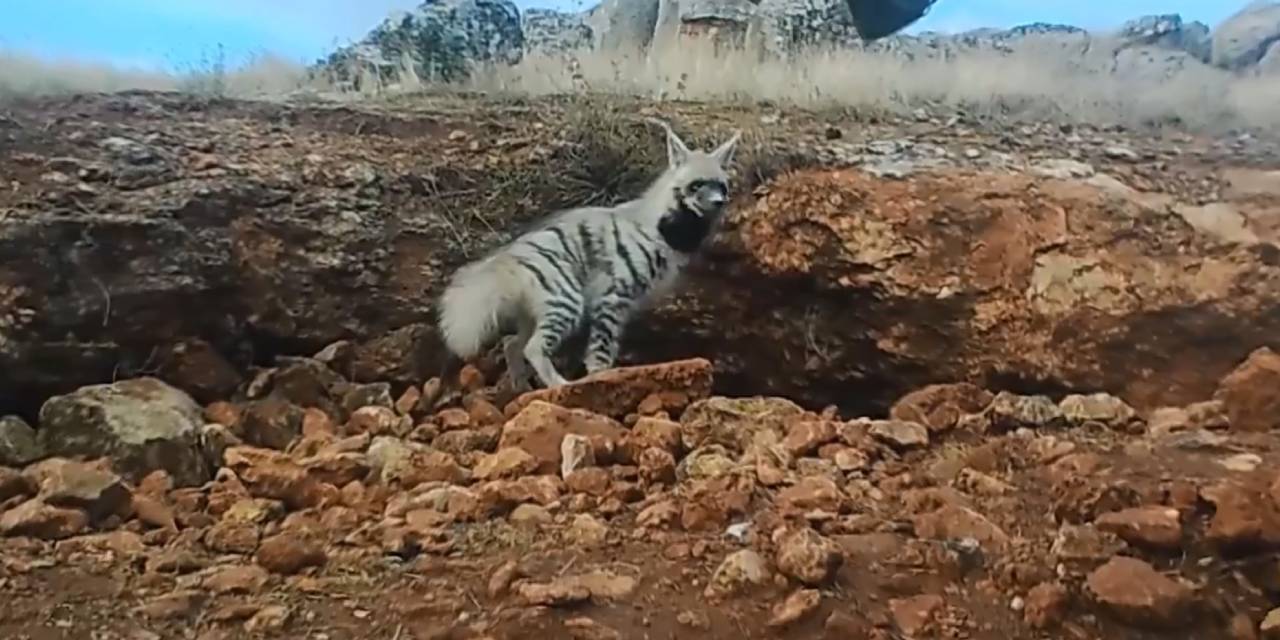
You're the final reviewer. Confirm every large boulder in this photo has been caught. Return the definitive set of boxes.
[1116,14,1211,62]
[1259,40,1280,74]
[0,416,42,466]
[522,8,594,54]
[1212,1,1280,70]
[320,0,524,86]
[626,167,1280,414]
[584,0,661,51]
[36,378,212,486]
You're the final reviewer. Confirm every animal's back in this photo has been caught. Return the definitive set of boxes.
[436,205,617,360]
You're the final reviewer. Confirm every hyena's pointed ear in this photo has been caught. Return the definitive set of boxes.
[711,130,741,166]
[647,117,690,166]
[665,128,691,167]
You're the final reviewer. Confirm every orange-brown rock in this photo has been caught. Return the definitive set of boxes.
[1085,556,1195,628]
[505,359,712,419]
[1215,347,1280,432]
[1095,506,1184,551]
[890,383,994,433]
[664,168,1280,414]
[498,401,626,475]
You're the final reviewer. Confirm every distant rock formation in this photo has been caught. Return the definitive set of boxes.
[318,0,523,87]
[315,0,1280,85]
[1212,1,1280,70]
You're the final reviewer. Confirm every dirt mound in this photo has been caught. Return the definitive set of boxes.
[3,350,1280,639]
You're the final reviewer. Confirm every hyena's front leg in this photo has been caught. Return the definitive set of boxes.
[583,291,638,375]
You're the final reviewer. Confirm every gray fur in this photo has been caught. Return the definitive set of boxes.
[436,121,741,390]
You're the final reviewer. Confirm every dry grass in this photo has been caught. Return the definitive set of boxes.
[469,37,1280,132]
[3,32,1277,133]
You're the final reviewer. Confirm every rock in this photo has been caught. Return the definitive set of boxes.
[222,446,330,510]
[1085,556,1195,628]
[205,521,261,554]
[36,377,211,486]
[0,415,42,466]
[498,401,625,474]
[890,594,944,637]
[523,8,594,54]
[0,498,89,539]
[366,437,466,488]
[768,589,822,627]
[1175,202,1259,245]
[321,0,524,87]
[1031,158,1095,179]
[349,323,435,385]
[509,503,552,525]
[1212,2,1280,70]
[566,513,609,547]
[488,559,522,598]
[1202,482,1280,552]
[1216,347,1280,432]
[1059,393,1139,429]
[561,434,596,478]
[1262,608,1280,639]
[638,447,677,485]
[868,420,929,450]
[913,505,1010,551]
[566,467,612,496]
[27,458,131,521]
[680,395,810,453]
[204,564,271,595]
[432,427,499,455]
[890,383,993,433]
[479,475,563,508]
[136,590,205,620]
[1052,523,1126,564]
[506,358,712,419]
[515,571,637,606]
[563,617,622,640]
[474,447,539,480]
[824,610,872,637]
[635,499,681,530]
[984,392,1065,431]
[245,605,291,633]
[782,420,838,456]
[1095,506,1183,551]
[676,445,738,481]
[704,549,773,600]
[346,405,409,438]
[0,466,34,503]
[627,417,683,457]
[155,339,243,404]
[238,394,304,450]
[1260,40,1280,75]
[775,528,843,586]
[1024,581,1070,629]
[1117,14,1211,61]
[776,476,849,516]
[255,533,327,575]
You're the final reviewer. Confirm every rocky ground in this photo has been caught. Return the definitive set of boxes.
[3,89,1280,639]
[5,349,1280,640]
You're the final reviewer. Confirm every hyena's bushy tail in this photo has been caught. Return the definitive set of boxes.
[436,256,528,362]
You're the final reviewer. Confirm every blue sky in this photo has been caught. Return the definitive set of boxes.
[0,0,1245,71]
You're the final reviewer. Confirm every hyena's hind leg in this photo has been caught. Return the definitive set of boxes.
[583,291,638,375]
[523,295,582,388]
[502,324,535,392]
